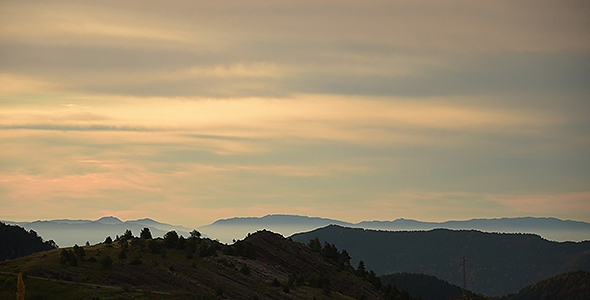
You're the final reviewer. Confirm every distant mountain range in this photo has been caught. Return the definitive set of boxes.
[198,214,590,243]
[198,214,352,243]
[291,225,590,297]
[1,216,192,247]
[3,214,589,247]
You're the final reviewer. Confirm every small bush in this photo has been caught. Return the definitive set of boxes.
[240,264,250,275]
[101,255,113,269]
[271,278,280,287]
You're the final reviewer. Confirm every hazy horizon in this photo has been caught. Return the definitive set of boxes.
[5,213,590,230]
[6,213,590,247]
[1,1,589,227]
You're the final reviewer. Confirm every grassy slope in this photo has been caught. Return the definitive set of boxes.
[0,231,381,300]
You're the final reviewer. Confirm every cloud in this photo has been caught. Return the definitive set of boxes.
[0,73,57,94]
[0,96,563,147]
[0,0,589,225]
[1,1,589,99]
[0,1,205,49]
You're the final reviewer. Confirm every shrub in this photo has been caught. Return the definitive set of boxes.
[59,249,78,266]
[101,255,113,269]
[73,244,85,259]
[164,231,179,248]
[271,278,280,287]
[240,263,250,275]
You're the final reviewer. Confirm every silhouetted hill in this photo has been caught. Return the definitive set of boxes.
[0,222,57,261]
[0,229,415,299]
[500,270,590,300]
[380,273,466,300]
[291,225,590,296]
[197,214,590,243]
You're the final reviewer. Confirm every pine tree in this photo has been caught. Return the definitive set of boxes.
[140,227,152,239]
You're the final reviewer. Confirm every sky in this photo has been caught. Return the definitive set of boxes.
[1,0,589,228]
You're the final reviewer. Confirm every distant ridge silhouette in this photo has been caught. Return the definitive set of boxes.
[3,214,589,247]
[1,217,192,247]
[198,214,590,243]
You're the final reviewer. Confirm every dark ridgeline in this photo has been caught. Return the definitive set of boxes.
[0,222,57,261]
[291,225,590,297]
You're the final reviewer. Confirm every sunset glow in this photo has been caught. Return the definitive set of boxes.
[1,0,589,227]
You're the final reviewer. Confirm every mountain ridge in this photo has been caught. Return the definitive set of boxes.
[3,214,589,247]
[199,214,590,243]
[291,224,590,297]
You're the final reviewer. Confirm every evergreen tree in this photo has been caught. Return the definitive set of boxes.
[140,227,152,239]
[164,231,179,248]
[122,229,133,240]
[357,260,366,277]
[190,229,201,239]
[308,238,322,252]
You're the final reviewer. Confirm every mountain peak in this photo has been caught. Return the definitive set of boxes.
[129,218,159,224]
[96,216,123,224]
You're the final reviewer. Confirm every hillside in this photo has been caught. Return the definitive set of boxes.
[0,229,413,300]
[0,222,57,261]
[500,270,590,300]
[291,225,590,297]
[380,273,466,300]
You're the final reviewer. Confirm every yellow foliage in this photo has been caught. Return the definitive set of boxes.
[17,273,25,300]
